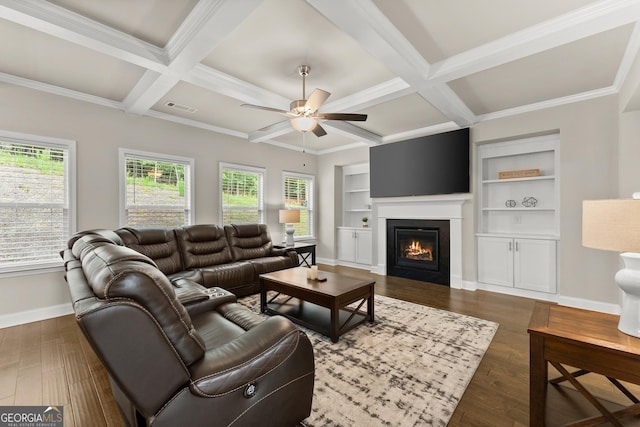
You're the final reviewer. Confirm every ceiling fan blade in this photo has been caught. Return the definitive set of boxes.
[241,104,293,116]
[305,89,330,113]
[311,123,327,137]
[257,120,289,132]
[315,113,368,121]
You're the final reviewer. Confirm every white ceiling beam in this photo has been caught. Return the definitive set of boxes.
[248,121,294,143]
[321,121,382,145]
[320,77,412,113]
[0,0,168,72]
[307,0,476,127]
[429,0,640,84]
[185,64,291,108]
[124,0,264,115]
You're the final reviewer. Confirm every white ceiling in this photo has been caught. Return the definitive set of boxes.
[1,0,640,154]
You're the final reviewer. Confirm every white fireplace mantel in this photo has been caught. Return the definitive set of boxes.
[371,194,471,289]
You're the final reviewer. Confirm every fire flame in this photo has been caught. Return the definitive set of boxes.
[403,240,433,261]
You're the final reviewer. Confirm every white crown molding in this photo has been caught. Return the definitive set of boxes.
[0,71,123,109]
[383,122,461,144]
[144,109,247,139]
[316,141,369,155]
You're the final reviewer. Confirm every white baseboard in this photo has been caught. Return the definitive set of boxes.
[557,295,620,315]
[316,257,337,266]
[0,303,74,329]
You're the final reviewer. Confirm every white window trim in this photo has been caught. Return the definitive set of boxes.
[118,148,195,227]
[282,170,315,240]
[219,162,266,225]
[0,130,76,277]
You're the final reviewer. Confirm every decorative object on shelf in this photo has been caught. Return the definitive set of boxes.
[362,217,369,227]
[505,199,517,208]
[582,195,640,337]
[522,196,538,208]
[498,168,541,179]
[279,209,300,246]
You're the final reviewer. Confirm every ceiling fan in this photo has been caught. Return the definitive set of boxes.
[241,65,367,137]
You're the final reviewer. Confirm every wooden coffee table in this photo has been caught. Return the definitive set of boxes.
[259,267,375,342]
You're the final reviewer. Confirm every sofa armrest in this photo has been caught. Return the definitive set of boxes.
[188,316,304,396]
[271,246,291,257]
[172,278,237,315]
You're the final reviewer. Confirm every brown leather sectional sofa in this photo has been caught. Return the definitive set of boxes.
[70,223,298,297]
[61,225,314,426]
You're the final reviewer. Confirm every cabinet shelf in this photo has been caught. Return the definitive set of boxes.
[482,176,554,184]
[482,208,555,212]
[345,188,370,193]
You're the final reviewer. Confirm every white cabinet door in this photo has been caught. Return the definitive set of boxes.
[477,236,513,287]
[337,228,356,262]
[514,238,556,293]
[355,229,372,265]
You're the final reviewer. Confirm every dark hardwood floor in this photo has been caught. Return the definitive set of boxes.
[1,265,639,426]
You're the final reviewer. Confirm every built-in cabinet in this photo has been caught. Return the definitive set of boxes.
[342,163,371,227]
[337,163,372,269]
[337,228,372,266]
[476,134,559,294]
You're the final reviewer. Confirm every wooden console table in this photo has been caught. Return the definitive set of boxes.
[528,301,640,426]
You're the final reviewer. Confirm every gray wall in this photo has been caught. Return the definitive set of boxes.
[0,85,317,322]
[317,95,623,308]
[0,83,634,324]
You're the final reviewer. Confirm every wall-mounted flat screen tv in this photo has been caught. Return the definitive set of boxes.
[369,128,470,198]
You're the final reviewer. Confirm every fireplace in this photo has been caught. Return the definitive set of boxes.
[386,219,450,286]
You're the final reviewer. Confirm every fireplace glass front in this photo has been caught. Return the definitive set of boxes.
[395,228,439,271]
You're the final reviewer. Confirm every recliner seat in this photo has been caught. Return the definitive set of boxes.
[62,233,314,427]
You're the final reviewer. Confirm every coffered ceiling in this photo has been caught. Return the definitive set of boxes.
[1,0,639,154]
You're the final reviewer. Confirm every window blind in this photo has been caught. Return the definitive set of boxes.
[123,153,192,227]
[220,164,265,224]
[283,173,314,239]
[0,140,71,272]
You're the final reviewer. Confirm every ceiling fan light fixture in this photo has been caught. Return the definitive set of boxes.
[291,117,317,132]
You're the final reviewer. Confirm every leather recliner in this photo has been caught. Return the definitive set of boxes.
[62,233,315,427]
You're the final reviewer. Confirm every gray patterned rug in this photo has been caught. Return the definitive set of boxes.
[239,294,498,426]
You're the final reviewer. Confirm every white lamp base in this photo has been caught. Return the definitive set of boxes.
[616,252,640,337]
[285,224,295,246]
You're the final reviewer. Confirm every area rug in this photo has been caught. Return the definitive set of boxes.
[239,294,499,426]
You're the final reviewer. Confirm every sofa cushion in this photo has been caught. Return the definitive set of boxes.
[175,224,234,268]
[198,262,255,291]
[115,227,184,275]
[76,241,206,366]
[248,256,296,275]
[224,224,275,261]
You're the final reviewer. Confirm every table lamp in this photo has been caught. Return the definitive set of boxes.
[279,209,300,246]
[582,194,640,337]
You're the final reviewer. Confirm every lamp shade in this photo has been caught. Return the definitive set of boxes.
[582,199,640,252]
[279,209,300,224]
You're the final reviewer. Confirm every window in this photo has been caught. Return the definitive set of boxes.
[220,163,265,225]
[119,149,194,227]
[283,172,314,240]
[0,131,76,274]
